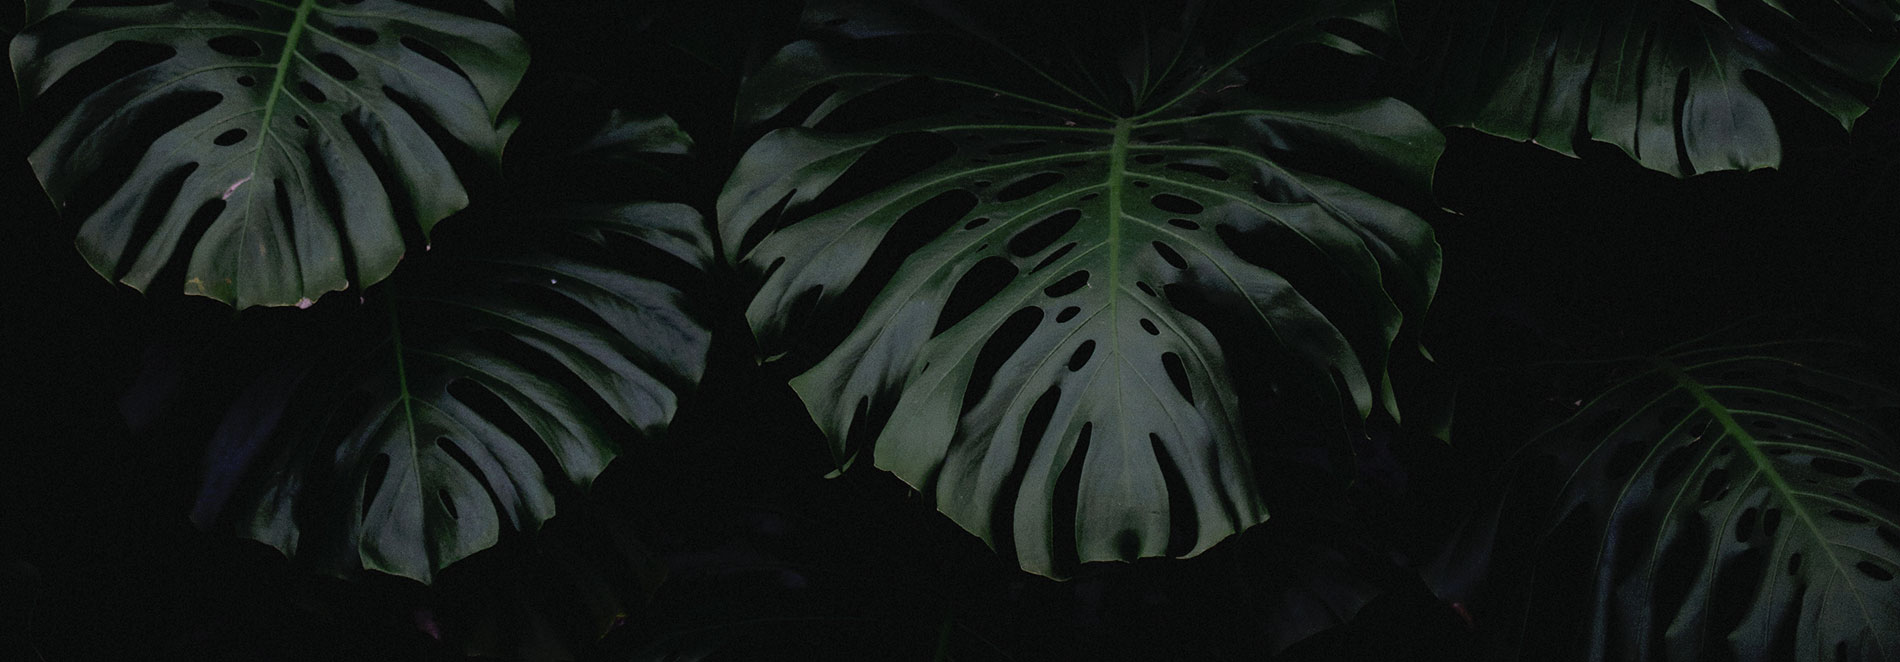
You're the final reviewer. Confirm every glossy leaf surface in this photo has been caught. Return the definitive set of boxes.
[196,113,711,582]
[10,0,525,307]
[1409,0,1900,176]
[722,0,1442,576]
[1515,341,1900,660]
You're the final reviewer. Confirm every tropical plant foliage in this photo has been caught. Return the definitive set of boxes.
[724,0,1440,576]
[1489,339,1900,661]
[11,0,525,307]
[3,0,1897,659]
[1406,0,1900,176]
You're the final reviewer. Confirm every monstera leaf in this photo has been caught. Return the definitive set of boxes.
[192,112,711,583]
[721,0,1442,576]
[1407,0,1900,176]
[1507,341,1900,660]
[9,0,526,307]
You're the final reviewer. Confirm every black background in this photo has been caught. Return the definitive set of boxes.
[3,1,1897,660]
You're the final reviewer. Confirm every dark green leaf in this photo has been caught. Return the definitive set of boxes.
[721,0,1441,576]
[10,0,526,307]
[1408,0,1900,176]
[196,113,712,583]
[1511,340,1900,660]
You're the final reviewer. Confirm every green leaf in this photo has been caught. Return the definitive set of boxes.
[1407,0,1900,176]
[1511,341,1900,660]
[10,0,526,308]
[196,113,712,583]
[721,0,1441,576]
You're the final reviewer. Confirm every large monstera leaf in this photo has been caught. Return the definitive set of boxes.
[1510,341,1900,660]
[195,113,711,583]
[1407,0,1900,176]
[9,0,525,307]
[721,0,1442,576]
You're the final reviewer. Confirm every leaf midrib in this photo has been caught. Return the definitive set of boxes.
[1661,359,1889,658]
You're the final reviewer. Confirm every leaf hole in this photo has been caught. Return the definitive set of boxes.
[960,307,1044,415]
[297,81,327,103]
[1055,306,1080,323]
[207,1,259,20]
[1043,270,1088,298]
[1828,509,1870,524]
[1136,282,1155,297]
[236,74,256,87]
[1022,240,1076,275]
[212,128,246,146]
[207,35,262,57]
[1699,468,1729,502]
[1763,508,1782,536]
[1165,163,1230,180]
[1787,552,1802,575]
[1151,241,1187,269]
[995,172,1065,203]
[294,115,309,129]
[934,257,1018,336]
[312,52,359,81]
[1140,319,1159,336]
[1168,219,1200,231]
[1854,479,1900,513]
[1150,193,1203,215]
[438,488,459,520]
[1811,457,1863,478]
[987,140,1047,155]
[1735,507,1758,542]
[1161,352,1193,404]
[401,36,469,81]
[1067,340,1095,371]
[1009,209,1082,257]
[1051,423,1091,574]
[1856,561,1893,581]
[964,217,990,230]
[334,26,380,45]
[1132,153,1163,165]
[1131,180,1150,188]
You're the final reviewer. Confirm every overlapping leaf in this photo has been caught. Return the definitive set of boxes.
[10,0,525,307]
[194,113,711,583]
[1513,341,1900,660]
[722,0,1442,576]
[1407,0,1900,176]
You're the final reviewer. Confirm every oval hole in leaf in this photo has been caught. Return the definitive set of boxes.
[1043,270,1088,298]
[297,81,327,103]
[934,257,1018,336]
[1029,242,1078,274]
[1068,340,1095,371]
[1161,352,1193,404]
[1811,457,1863,478]
[1152,241,1186,269]
[1168,218,1200,231]
[207,1,260,20]
[1165,162,1230,181]
[1857,561,1893,581]
[1010,209,1081,257]
[1151,193,1203,214]
[401,36,469,80]
[995,172,1065,203]
[333,26,379,45]
[207,35,262,57]
[213,128,246,146]
[313,52,359,81]
[1854,479,1900,512]
[1055,306,1080,323]
[960,307,1044,415]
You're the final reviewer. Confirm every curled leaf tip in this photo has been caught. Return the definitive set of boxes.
[296,297,313,309]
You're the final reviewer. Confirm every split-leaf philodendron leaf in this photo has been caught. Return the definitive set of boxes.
[721,0,1442,576]
[1409,0,1900,176]
[195,113,711,583]
[1514,341,1900,660]
[10,0,526,308]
